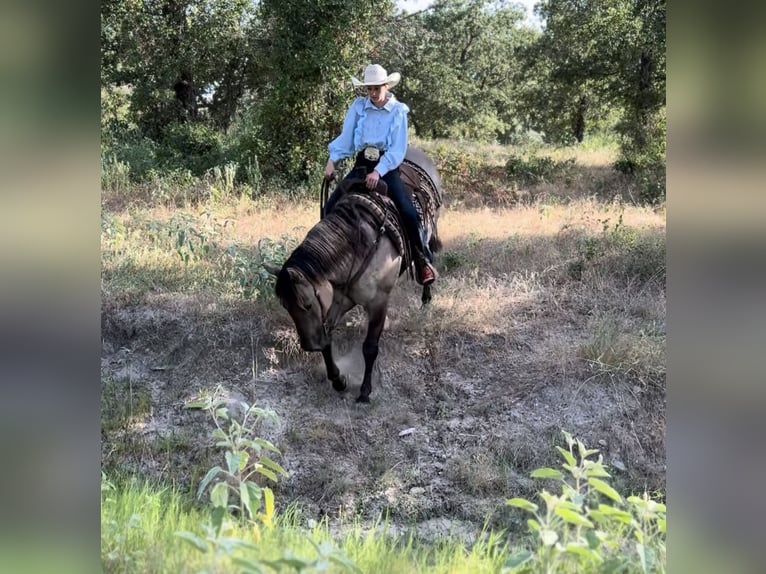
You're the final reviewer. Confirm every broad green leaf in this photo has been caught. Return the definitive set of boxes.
[597,504,632,524]
[246,481,262,505]
[540,529,559,546]
[226,451,241,475]
[261,455,289,477]
[531,468,564,480]
[504,550,533,569]
[254,438,281,453]
[507,498,538,512]
[657,518,666,533]
[240,481,252,519]
[197,466,223,499]
[556,446,576,467]
[555,508,594,528]
[527,518,541,532]
[588,478,622,503]
[256,466,278,483]
[211,481,229,508]
[175,531,208,553]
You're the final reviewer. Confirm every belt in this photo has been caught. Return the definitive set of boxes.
[360,146,384,161]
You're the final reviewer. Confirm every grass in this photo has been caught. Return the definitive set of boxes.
[101,477,515,573]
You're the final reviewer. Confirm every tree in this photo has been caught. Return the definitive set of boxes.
[521,0,665,159]
[254,0,394,181]
[384,0,536,141]
[101,0,260,137]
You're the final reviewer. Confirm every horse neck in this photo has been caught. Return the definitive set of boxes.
[295,216,369,289]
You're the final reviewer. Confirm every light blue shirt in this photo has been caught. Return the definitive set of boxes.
[328,93,410,177]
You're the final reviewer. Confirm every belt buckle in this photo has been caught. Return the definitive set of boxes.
[363,146,380,161]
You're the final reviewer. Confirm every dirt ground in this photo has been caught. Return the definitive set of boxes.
[101,251,666,541]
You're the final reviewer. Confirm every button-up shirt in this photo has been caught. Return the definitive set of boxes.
[328,93,410,177]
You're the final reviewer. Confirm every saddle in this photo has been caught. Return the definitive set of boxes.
[324,159,442,278]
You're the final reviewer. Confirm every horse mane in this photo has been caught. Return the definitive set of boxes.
[275,197,376,301]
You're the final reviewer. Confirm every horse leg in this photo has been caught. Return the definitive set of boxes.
[322,344,347,392]
[357,303,388,403]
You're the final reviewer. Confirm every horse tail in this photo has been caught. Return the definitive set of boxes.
[429,223,443,254]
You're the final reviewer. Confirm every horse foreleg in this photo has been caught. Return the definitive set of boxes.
[322,344,347,392]
[358,304,388,403]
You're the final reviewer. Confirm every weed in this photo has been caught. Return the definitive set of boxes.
[504,431,666,573]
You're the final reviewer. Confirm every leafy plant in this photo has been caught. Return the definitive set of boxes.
[506,155,576,185]
[504,431,666,573]
[176,386,359,573]
[147,212,228,265]
[182,386,289,535]
[224,233,298,300]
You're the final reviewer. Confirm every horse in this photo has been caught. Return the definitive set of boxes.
[266,146,444,403]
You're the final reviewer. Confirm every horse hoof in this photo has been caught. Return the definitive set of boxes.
[355,395,370,404]
[332,375,347,392]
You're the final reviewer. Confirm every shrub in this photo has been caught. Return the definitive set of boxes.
[158,122,228,176]
[506,155,576,186]
[504,431,666,573]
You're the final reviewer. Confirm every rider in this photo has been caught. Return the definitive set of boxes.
[323,64,437,286]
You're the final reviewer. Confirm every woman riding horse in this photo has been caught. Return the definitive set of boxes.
[323,64,437,286]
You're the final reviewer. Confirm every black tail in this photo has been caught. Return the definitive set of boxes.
[429,224,443,254]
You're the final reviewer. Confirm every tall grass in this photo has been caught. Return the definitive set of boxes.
[101,477,515,573]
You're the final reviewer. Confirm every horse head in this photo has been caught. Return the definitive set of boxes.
[271,265,333,352]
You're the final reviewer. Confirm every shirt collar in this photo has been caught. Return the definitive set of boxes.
[364,93,397,111]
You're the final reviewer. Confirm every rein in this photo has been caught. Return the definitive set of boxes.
[319,175,334,220]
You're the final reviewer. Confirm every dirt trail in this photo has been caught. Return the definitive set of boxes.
[102,278,665,539]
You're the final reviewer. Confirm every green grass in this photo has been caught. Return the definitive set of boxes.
[101,478,515,573]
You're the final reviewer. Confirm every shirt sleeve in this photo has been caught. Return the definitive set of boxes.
[328,98,361,162]
[376,103,409,177]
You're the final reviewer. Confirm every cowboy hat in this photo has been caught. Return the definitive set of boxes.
[351,64,401,89]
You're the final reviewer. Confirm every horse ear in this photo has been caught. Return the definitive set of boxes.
[263,262,282,276]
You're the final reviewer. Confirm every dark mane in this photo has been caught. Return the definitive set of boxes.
[276,196,377,299]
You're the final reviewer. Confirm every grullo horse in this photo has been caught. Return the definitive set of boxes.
[266,147,443,403]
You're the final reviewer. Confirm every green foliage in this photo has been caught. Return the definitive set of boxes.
[506,154,576,185]
[224,234,299,300]
[568,212,665,285]
[147,212,226,265]
[177,386,360,573]
[521,0,665,187]
[385,0,535,141]
[158,122,228,176]
[254,0,393,182]
[181,386,288,535]
[504,431,666,573]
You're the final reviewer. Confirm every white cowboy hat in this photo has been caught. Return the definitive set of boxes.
[351,64,401,89]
